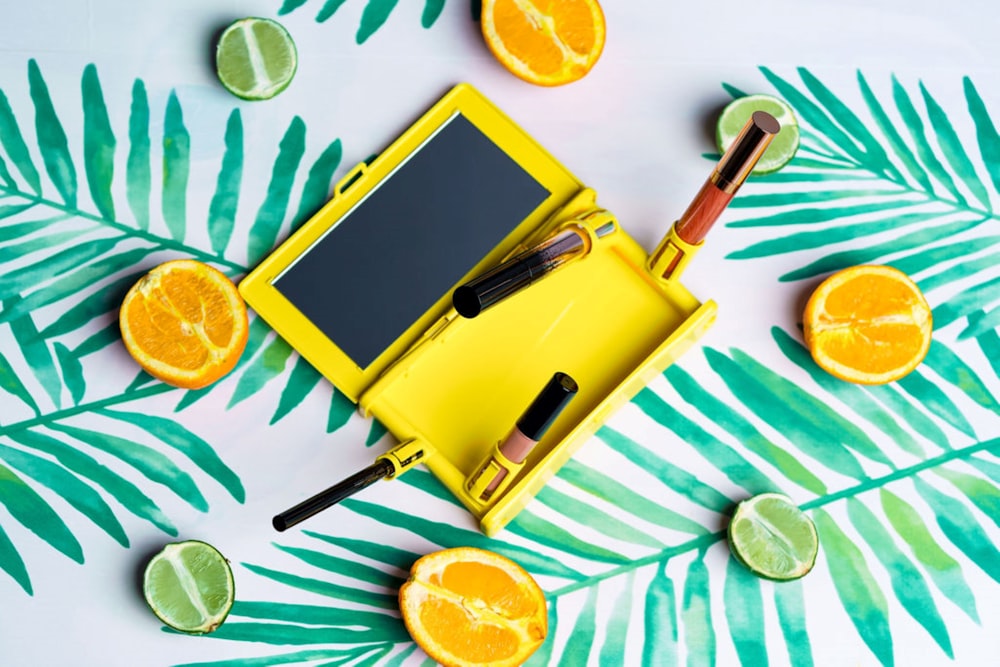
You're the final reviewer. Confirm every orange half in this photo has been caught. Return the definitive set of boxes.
[119,259,249,389]
[803,265,932,385]
[481,0,606,86]
[399,547,548,667]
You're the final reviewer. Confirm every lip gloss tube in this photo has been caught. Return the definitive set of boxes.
[467,372,578,502]
[453,221,615,318]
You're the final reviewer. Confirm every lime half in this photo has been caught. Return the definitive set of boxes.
[143,540,235,634]
[728,493,818,581]
[717,94,799,174]
[216,17,297,101]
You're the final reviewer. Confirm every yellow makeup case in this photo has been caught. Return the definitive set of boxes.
[239,84,716,536]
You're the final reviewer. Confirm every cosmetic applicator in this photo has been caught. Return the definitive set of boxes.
[647,110,780,281]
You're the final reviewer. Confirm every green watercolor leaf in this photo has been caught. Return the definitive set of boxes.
[271,354,323,425]
[126,79,151,231]
[0,523,31,594]
[896,369,975,438]
[208,109,244,254]
[846,497,953,658]
[558,459,708,535]
[49,422,208,511]
[507,510,632,565]
[891,75,964,206]
[598,572,633,664]
[6,429,176,534]
[879,488,979,623]
[920,81,992,211]
[934,467,1000,530]
[316,0,349,23]
[41,268,145,339]
[642,564,678,665]
[596,425,733,514]
[563,586,599,665]
[0,463,83,564]
[0,89,42,194]
[632,387,776,496]
[856,70,932,192]
[241,563,398,609]
[723,556,768,667]
[421,0,445,27]
[247,116,306,263]
[275,543,404,589]
[771,327,927,458]
[303,530,422,570]
[964,76,1000,195]
[779,217,985,283]
[913,476,1000,584]
[291,138,342,230]
[81,64,116,221]
[535,484,665,549]
[53,343,85,405]
[682,553,716,667]
[357,0,400,44]
[0,349,40,416]
[813,508,894,667]
[0,442,128,547]
[97,409,245,503]
[228,335,295,409]
[7,304,62,408]
[28,59,77,207]
[342,496,586,580]
[704,348,870,479]
[665,362,827,495]
[774,580,814,667]
[161,91,190,241]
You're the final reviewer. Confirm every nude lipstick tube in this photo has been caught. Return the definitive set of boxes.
[467,372,578,502]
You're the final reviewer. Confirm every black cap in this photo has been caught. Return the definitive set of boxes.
[516,372,578,441]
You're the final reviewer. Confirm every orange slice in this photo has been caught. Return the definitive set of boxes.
[481,0,606,86]
[803,265,932,385]
[399,547,548,667]
[119,259,249,389]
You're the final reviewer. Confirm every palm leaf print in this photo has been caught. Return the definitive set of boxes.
[181,70,1000,667]
[277,0,448,43]
[185,340,999,665]
[723,68,1000,349]
[0,59,371,593]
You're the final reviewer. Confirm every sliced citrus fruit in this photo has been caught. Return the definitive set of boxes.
[119,259,249,389]
[215,17,297,100]
[480,0,606,87]
[717,94,799,173]
[728,493,818,581]
[399,547,548,667]
[803,264,932,385]
[143,540,234,634]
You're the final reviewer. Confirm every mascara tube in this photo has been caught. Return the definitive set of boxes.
[467,372,578,502]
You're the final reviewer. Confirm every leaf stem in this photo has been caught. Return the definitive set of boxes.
[0,186,248,274]
[547,436,999,600]
[0,383,176,438]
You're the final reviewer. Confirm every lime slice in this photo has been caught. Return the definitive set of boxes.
[143,540,235,634]
[716,94,800,174]
[727,493,818,581]
[215,17,297,101]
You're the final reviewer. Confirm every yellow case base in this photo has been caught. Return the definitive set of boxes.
[360,189,716,535]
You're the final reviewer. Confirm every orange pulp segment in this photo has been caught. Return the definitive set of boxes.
[119,259,249,389]
[481,0,606,86]
[803,265,932,385]
[399,547,548,667]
